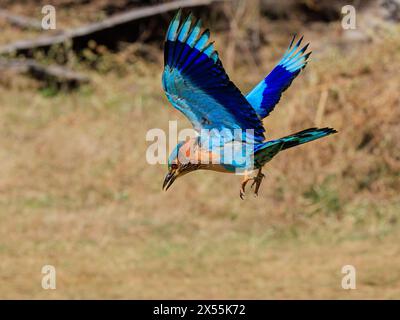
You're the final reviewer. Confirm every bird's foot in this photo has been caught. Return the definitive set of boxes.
[250,171,265,197]
[240,177,251,200]
[240,170,265,199]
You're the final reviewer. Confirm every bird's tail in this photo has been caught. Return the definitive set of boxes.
[276,127,337,151]
[253,127,337,167]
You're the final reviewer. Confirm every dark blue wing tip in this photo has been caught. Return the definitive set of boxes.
[300,43,309,54]
[296,35,304,47]
[165,11,221,66]
[289,34,297,48]
[279,34,312,73]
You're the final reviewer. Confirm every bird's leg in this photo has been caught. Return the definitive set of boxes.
[240,172,252,200]
[250,168,265,197]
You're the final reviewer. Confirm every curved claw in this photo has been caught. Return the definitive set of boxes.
[254,173,265,196]
[239,170,265,199]
[250,171,265,197]
[240,178,251,200]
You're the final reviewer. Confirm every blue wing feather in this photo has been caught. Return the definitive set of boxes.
[163,11,265,143]
[177,13,192,42]
[246,35,311,119]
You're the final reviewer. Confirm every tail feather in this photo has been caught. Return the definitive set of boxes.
[278,127,337,150]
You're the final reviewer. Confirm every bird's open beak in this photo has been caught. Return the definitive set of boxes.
[162,170,177,191]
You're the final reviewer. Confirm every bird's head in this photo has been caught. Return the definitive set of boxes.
[162,140,199,191]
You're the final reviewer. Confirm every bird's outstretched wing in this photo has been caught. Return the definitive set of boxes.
[162,10,265,143]
[246,35,311,119]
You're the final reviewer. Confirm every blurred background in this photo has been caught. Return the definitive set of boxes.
[0,0,399,299]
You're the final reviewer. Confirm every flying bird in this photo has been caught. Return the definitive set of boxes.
[162,10,336,199]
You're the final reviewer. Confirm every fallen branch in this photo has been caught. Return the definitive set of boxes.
[0,58,89,86]
[0,0,223,55]
[0,9,42,30]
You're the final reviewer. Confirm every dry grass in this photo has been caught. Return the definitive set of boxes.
[0,8,399,299]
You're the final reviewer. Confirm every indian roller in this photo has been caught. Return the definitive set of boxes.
[161,10,337,199]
